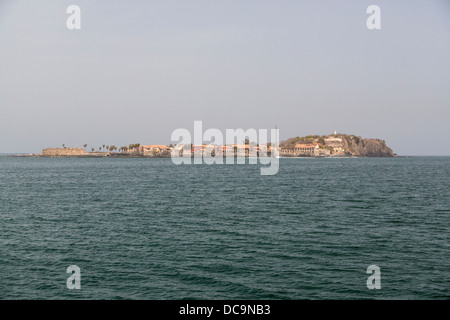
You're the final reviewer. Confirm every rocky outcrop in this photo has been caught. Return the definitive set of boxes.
[339,135,395,157]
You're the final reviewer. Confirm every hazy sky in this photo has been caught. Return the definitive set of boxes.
[0,0,449,155]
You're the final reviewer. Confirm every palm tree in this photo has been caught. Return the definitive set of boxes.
[91,148,94,152]
[83,144,87,151]
[62,144,65,149]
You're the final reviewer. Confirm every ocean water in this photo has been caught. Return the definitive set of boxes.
[0,157,449,300]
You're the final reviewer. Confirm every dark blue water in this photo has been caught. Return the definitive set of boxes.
[1,157,449,299]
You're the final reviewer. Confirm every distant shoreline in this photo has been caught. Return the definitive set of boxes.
[5,154,447,158]
[3,154,450,158]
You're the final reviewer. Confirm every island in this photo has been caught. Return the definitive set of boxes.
[9,133,396,158]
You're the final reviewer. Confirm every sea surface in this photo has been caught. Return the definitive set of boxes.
[0,157,449,299]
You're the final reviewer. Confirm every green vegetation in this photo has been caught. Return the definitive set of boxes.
[280,136,314,147]
[280,134,329,148]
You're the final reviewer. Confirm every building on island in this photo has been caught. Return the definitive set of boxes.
[233,144,250,156]
[294,144,319,156]
[138,145,170,156]
[323,137,345,155]
[324,137,343,147]
[279,146,294,155]
[280,143,333,157]
[42,148,86,156]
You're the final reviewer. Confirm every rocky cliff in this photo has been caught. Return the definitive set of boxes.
[339,135,395,157]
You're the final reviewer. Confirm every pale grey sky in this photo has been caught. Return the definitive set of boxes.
[0,0,449,155]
